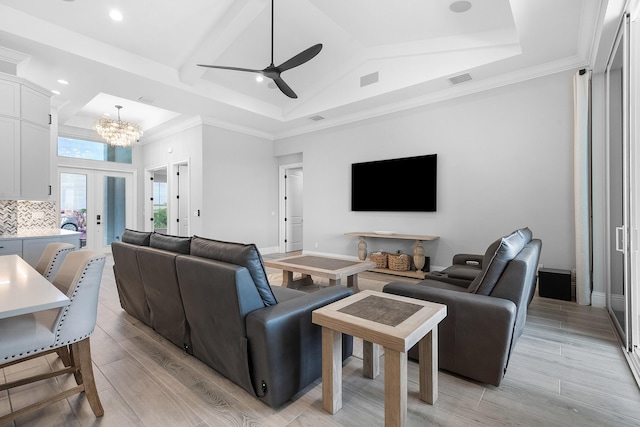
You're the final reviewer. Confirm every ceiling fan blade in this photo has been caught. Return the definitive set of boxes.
[272,77,298,99]
[277,44,323,72]
[197,64,263,74]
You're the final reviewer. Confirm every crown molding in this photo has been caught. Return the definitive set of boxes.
[199,116,273,140]
[140,116,204,144]
[0,46,30,66]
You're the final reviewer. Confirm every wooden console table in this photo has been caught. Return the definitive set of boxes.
[344,232,439,279]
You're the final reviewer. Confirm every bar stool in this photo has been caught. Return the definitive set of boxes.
[0,250,106,424]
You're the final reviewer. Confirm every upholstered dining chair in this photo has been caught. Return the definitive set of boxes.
[35,242,76,281]
[0,250,106,424]
[34,242,76,366]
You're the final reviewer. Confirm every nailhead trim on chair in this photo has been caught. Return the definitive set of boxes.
[2,258,99,362]
[54,258,99,346]
[44,247,74,280]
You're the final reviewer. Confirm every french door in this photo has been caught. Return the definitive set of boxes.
[606,11,640,377]
[59,168,134,253]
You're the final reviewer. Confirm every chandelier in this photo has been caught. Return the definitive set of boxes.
[95,105,143,147]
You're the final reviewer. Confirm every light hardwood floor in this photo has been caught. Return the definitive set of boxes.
[1,255,640,426]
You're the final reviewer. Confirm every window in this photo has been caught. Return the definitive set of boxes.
[57,137,132,164]
[153,180,168,231]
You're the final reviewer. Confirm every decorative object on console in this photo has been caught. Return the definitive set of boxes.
[95,105,142,147]
[345,232,439,279]
[387,251,411,271]
[370,251,387,268]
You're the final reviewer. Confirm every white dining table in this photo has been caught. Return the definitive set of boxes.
[0,254,70,319]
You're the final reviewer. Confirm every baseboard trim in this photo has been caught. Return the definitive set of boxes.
[591,291,606,308]
[258,246,280,255]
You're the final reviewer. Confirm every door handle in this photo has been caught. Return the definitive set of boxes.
[96,214,101,225]
[615,226,625,253]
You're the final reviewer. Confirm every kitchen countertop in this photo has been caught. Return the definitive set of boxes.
[0,229,82,240]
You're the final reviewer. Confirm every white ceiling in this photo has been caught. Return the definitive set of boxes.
[0,0,605,141]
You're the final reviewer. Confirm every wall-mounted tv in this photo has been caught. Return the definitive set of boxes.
[351,154,437,212]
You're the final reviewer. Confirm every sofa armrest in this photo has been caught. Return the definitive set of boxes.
[383,281,517,386]
[451,253,483,267]
[245,286,354,408]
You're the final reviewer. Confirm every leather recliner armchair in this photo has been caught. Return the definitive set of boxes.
[383,227,541,386]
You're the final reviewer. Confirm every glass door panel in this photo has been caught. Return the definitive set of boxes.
[607,15,631,350]
[60,172,87,247]
[102,176,126,247]
[96,171,132,253]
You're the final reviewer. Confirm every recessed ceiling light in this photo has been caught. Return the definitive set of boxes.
[51,90,61,95]
[57,79,69,85]
[256,75,264,83]
[109,9,123,21]
[450,1,472,13]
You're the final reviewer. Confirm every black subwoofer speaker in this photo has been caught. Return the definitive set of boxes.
[538,268,572,301]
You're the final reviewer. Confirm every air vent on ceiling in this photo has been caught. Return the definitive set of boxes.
[360,71,379,87]
[137,96,156,104]
[448,73,472,85]
[309,115,325,121]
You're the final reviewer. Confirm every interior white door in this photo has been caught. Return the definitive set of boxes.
[285,168,303,252]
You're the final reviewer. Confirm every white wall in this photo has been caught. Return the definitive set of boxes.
[138,124,203,235]
[200,124,278,247]
[275,71,576,270]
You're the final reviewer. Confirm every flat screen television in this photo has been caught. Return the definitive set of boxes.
[351,154,437,212]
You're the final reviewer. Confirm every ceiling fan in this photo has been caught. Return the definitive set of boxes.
[197,0,322,99]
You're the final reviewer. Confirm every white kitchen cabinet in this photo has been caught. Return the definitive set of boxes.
[0,79,19,118]
[21,85,50,127]
[0,116,20,199]
[0,74,51,200]
[0,239,23,256]
[21,121,51,200]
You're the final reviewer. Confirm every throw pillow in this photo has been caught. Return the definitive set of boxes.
[190,236,278,306]
[467,228,530,295]
[122,229,151,246]
[149,232,191,254]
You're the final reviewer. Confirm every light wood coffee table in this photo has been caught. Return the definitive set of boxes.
[312,290,447,427]
[264,254,376,291]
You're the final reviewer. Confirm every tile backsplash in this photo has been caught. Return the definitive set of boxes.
[0,200,57,234]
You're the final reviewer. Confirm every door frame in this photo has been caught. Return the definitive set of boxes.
[172,160,191,237]
[144,159,190,236]
[58,166,137,253]
[144,164,169,233]
[278,162,303,253]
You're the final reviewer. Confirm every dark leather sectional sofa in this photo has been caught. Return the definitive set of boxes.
[111,230,353,408]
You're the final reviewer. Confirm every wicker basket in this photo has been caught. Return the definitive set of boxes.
[370,251,387,268]
[388,252,411,271]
